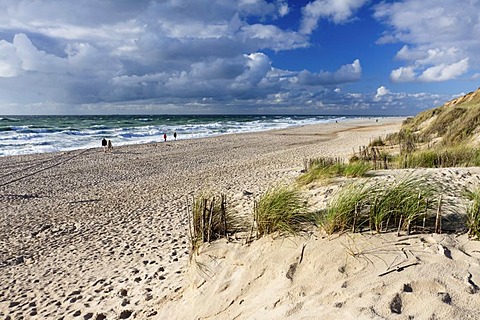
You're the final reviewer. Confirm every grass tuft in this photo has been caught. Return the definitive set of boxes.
[319,182,369,235]
[297,157,371,185]
[318,173,440,235]
[466,188,480,240]
[255,186,310,236]
[343,161,372,178]
[397,145,480,168]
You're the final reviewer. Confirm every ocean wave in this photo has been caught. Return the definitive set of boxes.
[0,117,20,122]
[0,115,368,156]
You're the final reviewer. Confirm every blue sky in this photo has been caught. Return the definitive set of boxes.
[0,0,479,115]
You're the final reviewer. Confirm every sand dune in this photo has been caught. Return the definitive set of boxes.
[2,117,479,319]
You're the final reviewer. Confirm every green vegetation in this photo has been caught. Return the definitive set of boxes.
[397,145,480,168]
[343,161,372,177]
[318,182,369,235]
[318,174,440,235]
[254,186,310,236]
[297,157,371,185]
[466,188,480,240]
[186,90,480,250]
[399,88,480,147]
[370,136,385,147]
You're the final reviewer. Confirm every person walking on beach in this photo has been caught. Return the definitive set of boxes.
[107,139,113,152]
[173,131,177,140]
[164,133,167,142]
[101,138,108,152]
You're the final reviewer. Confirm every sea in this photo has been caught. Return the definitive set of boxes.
[0,114,366,157]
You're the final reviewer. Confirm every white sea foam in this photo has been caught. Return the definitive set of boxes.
[0,115,353,156]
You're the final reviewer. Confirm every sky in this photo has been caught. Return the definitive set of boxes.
[0,0,479,116]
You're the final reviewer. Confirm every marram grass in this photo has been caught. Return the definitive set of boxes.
[255,186,310,236]
[297,157,371,185]
[319,182,369,235]
[466,188,480,240]
[397,145,480,168]
[318,173,440,235]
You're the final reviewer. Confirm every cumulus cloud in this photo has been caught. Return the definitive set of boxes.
[374,0,480,82]
[390,67,416,83]
[0,39,21,77]
[300,0,368,34]
[418,58,469,82]
[391,58,469,83]
[297,59,362,85]
[374,86,390,100]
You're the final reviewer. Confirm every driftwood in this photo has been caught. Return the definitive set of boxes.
[378,262,420,277]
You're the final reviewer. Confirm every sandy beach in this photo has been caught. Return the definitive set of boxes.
[2,117,480,319]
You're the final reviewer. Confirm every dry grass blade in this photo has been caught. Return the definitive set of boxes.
[319,172,442,235]
[465,188,480,240]
[255,186,311,237]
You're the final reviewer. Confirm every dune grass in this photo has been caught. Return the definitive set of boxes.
[255,186,311,236]
[369,136,385,147]
[344,161,372,177]
[318,174,440,235]
[396,145,480,168]
[297,157,371,185]
[319,182,369,234]
[466,188,480,240]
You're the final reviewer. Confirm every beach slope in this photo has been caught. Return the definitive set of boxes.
[6,118,478,319]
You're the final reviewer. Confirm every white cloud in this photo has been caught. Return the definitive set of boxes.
[390,66,416,83]
[418,58,469,82]
[300,0,368,34]
[374,0,480,83]
[231,53,272,89]
[276,0,289,17]
[374,86,390,100]
[0,39,21,77]
[391,58,469,83]
[297,59,362,85]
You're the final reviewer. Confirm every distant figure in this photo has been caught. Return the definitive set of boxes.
[107,140,113,152]
[163,133,167,142]
[101,138,107,152]
[173,131,177,140]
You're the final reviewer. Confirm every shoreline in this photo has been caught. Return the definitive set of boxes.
[0,116,405,158]
[1,118,411,319]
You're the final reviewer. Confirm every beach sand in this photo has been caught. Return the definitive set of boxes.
[2,117,480,319]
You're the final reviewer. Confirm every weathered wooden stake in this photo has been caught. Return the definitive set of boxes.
[352,202,357,233]
[397,215,403,236]
[207,198,215,242]
[202,198,207,242]
[222,194,228,240]
[435,195,442,234]
[422,198,429,231]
